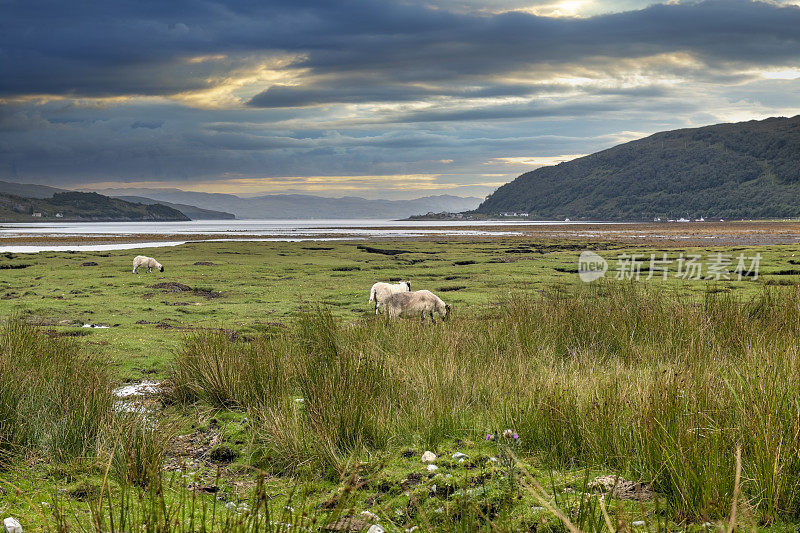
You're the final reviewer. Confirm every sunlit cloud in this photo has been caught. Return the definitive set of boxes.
[759,68,800,80]
[169,54,309,109]
[492,155,587,166]
[511,0,591,17]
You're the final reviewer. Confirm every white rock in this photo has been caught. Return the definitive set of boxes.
[488,457,498,463]
[458,458,465,463]
[361,511,379,522]
[421,451,436,463]
[427,464,439,472]
[452,452,468,459]
[431,484,437,494]
[405,527,418,533]
[225,502,237,510]
[3,518,22,533]
[367,525,385,533]
[632,521,645,527]
[531,507,545,513]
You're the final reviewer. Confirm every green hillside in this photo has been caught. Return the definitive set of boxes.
[477,115,800,220]
[0,191,190,222]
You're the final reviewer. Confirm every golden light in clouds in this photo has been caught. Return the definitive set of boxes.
[493,154,586,166]
[169,54,309,109]
[75,173,513,196]
[513,0,590,17]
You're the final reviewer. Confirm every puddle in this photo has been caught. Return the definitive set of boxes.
[113,380,160,398]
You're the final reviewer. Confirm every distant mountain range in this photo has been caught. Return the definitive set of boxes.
[113,196,236,220]
[0,191,189,222]
[477,115,800,221]
[0,181,235,220]
[89,188,483,219]
[0,180,482,220]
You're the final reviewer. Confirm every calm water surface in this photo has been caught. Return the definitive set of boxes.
[0,219,602,253]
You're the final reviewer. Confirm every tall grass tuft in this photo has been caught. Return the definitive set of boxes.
[109,413,174,487]
[172,282,800,522]
[0,317,113,463]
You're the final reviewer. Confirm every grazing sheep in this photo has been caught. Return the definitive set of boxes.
[132,255,164,274]
[383,290,450,323]
[369,281,411,314]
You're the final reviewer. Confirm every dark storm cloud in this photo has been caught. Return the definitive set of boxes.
[2,0,800,198]
[2,0,800,100]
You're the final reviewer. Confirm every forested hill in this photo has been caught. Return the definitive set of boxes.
[477,115,800,221]
[0,191,190,222]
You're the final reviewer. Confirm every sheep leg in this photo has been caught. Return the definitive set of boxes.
[374,301,379,315]
[132,266,137,274]
[430,310,435,323]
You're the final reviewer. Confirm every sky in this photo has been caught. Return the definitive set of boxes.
[1,0,800,200]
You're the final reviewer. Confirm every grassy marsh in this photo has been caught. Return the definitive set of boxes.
[3,238,800,530]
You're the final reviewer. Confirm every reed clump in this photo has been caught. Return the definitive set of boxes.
[0,317,113,464]
[172,282,800,522]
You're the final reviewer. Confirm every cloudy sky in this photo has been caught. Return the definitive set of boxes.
[1,0,799,199]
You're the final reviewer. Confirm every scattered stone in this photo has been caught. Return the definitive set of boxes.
[3,518,22,533]
[421,451,436,463]
[225,502,238,511]
[360,511,379,522]
[80,261,98,267]
[632,521,646,527]
[431,484,437,494]
[451,452,468,460]
[367,525,385,533]
[405,527,418,533]
[427,464,438,472]
[588,475,655,501]
[531,507,545,513]
[488,457,498,463]
[194,261,215,266]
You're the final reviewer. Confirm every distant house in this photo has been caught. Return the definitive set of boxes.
[55,212,64,218]
[32,212,43,217]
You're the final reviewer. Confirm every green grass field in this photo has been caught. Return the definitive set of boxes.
[0,238,794,379]
[3,237,800,532]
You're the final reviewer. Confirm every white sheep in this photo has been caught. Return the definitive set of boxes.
[132,255,164,274]
[383,290,450,323]
[369,281,411,314]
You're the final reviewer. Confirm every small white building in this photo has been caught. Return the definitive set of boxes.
[32,212,43,217]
